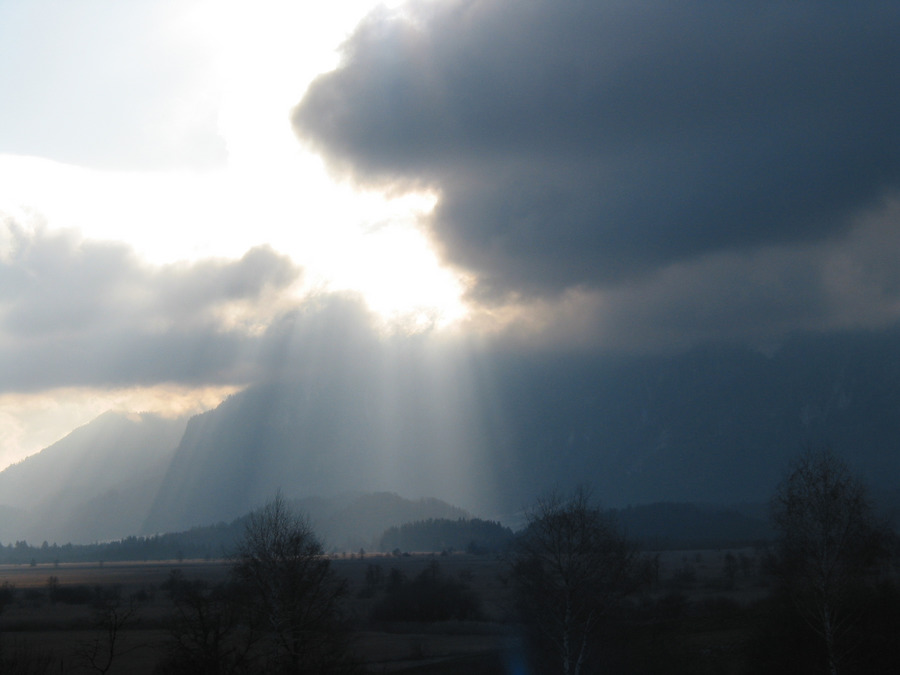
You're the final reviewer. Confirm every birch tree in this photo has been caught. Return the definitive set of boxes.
[510,486,643,675]
[771,447,887,675]
[231,493,357,674]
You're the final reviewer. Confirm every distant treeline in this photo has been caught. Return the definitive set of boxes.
[0,501,777,565]
[378,517,515,554]
[0,516,515,565]
[0,521,244,565]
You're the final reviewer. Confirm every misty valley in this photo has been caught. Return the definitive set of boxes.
[1,337,900,673]
[4,333,900,548]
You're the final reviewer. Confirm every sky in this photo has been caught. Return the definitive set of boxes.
[2,0,900,472]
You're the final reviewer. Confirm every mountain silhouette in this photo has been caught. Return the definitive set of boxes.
[0,411,187,543]
[3,329,900,544]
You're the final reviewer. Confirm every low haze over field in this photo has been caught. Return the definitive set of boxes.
[1,2,899,528]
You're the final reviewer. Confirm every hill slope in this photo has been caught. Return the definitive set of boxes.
[0,411,187,543]
[145,331,900,531]
[4,330,900,543]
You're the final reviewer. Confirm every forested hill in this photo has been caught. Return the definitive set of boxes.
[0,497,786,566]
[0,492,472,564]
[378,518,515,554]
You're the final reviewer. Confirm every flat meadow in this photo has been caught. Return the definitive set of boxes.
[0,547,774,674]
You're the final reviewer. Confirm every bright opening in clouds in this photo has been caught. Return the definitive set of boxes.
[0,0,462,309]
[0,0,466,467]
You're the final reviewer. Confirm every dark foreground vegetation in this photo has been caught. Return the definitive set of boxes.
[1,450,898,674]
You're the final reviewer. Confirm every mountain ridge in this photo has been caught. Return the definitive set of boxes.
[0,411,187,543]
[2,330,899,544]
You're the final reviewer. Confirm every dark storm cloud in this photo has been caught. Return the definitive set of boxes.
[484,198,900,354]
[0,222,302,392]
[294,0,900,299]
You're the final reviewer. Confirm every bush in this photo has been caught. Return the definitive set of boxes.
[371,561,483,622]
[50,584,94,605]
[358,563,385,598]
[0,637,54,674]
[668,564,696,589]
[23,588,44,605]
[0,582,15,611]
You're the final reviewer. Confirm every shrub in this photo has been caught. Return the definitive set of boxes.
[51,584,99,605]
[0,581,15,611]
[371,561,483,622]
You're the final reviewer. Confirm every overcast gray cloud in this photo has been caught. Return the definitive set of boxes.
[294,0,900,314]
[473,196,900,355]
[0,220,302,392]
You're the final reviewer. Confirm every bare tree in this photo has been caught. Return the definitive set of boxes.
[231,493,357,674]
[509,486,645,675]
[771,447,888,675]
[157,571,258,675]
[74,586,141,675]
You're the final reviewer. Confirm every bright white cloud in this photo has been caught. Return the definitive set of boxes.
[0,0,467,324]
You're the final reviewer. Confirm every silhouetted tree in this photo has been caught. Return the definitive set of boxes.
[509,486,646,675]
[722,552,738,589]
[157,570,258,675]
[231,493,357,674]
[74,586,142,675]
[0,636,53,675]
[770,447,891,675]
[358,563,384,599]
[0,581,14,614]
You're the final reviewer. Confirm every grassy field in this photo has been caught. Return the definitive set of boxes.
[0,548,774,673]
